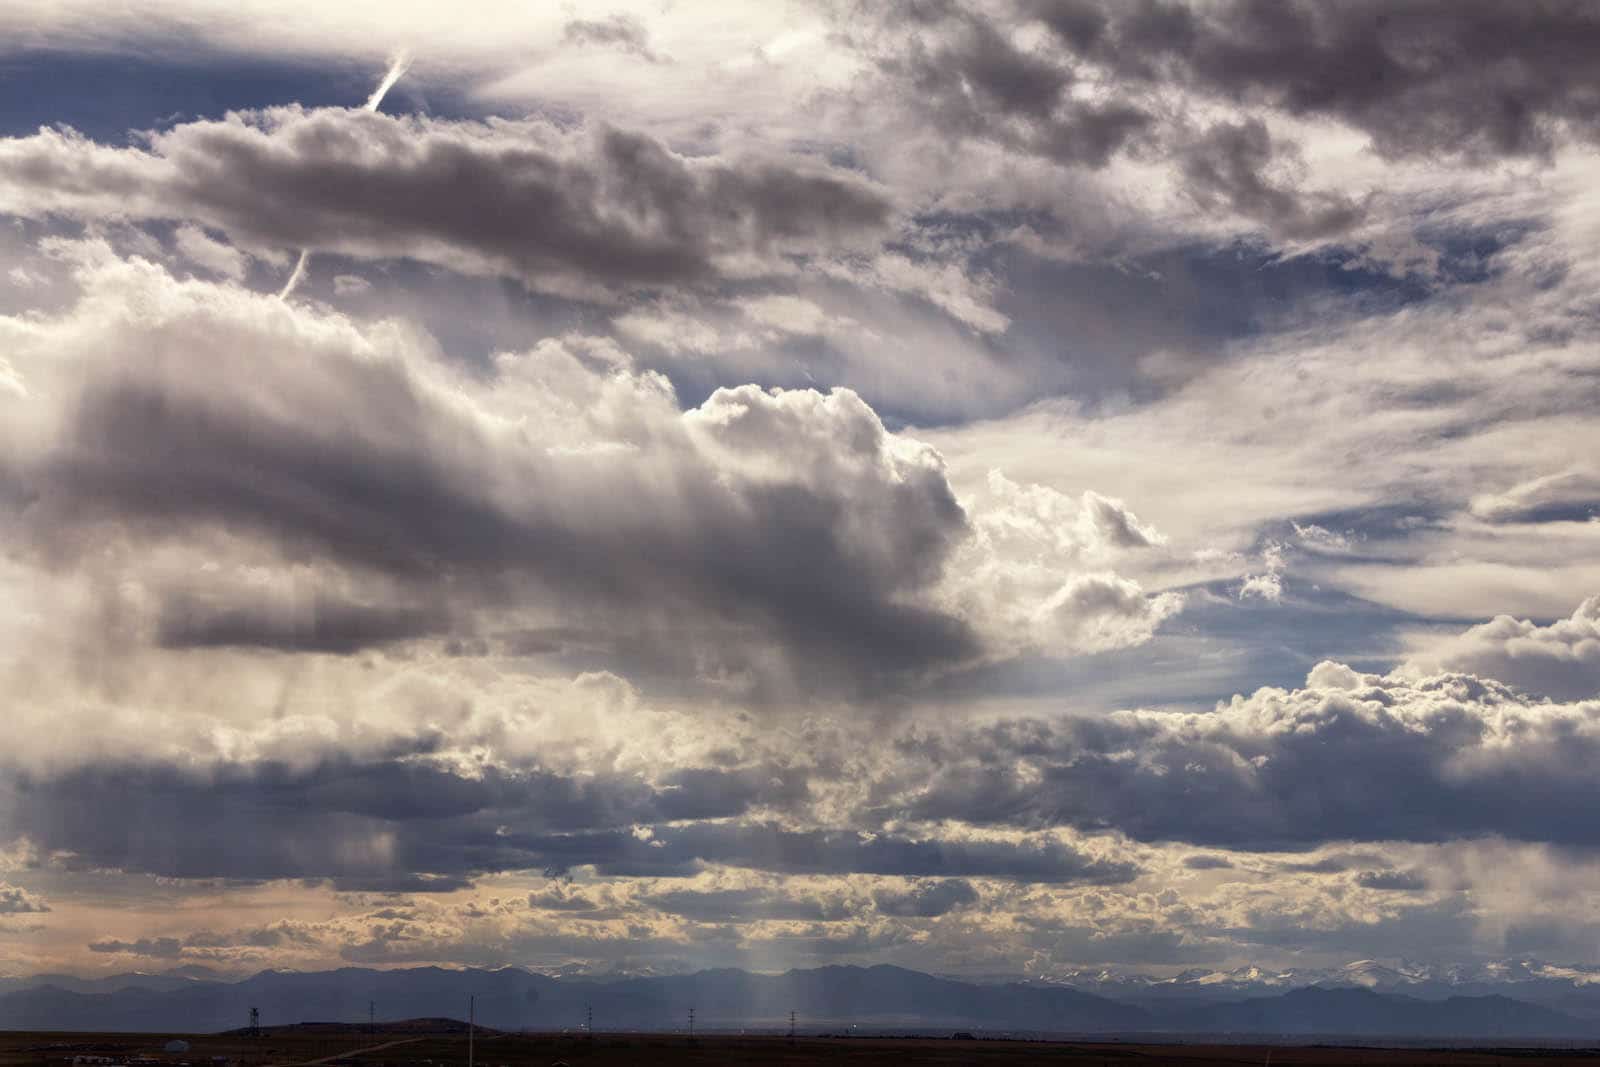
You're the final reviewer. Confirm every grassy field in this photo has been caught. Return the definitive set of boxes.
[6,1027,1600,1067]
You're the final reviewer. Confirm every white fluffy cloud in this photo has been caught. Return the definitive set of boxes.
[1406,597,1600,701]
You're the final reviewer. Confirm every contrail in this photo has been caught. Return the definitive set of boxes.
[364,51,412,113]
[279,52,411,300]
[277,250,311,300]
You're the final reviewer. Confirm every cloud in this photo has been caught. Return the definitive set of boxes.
[0,246,1186,700]
[941,471,1184,657]
[0,245,987,698]
[154,590,444,653]
[1408,596,1600,701]
[1355,869,1428,892]
[1,755,812,889]
[642,886,850,923]
[89,937,183,958]
[0,109,893,299]
[172,225,248,281]
[1033,0,1600,162]
[872,878,979,917]
[563,14,664,63]
[891,661,1600,850]
[1471,468,1600,523]
[0,753,1135,888]
[870,9,1152,169]
[1238,543,1286,602]
[1177,119,1366,240]
[0,882,49,914]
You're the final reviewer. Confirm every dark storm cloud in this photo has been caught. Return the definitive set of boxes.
[1181,854,1233,870]
[155,593,443,653]
[1033,0,1600,161]
[519,823,1137,884]
[15,267,979,692]
[871,878,979,917]
[0,756,807,889]
[859,0,1600,245]
[889,671,1600,850]
[0,108,892,295]
[0,755,1132,887]
[875,9,1151,167]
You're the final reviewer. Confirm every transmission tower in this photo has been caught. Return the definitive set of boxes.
[248,1007,260,1039]
[585,1003,593,1039]
[688,1006,695,1040]
[788,1009,796,1043]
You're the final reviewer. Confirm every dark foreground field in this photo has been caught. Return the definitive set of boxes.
[7,1028,1600,1067]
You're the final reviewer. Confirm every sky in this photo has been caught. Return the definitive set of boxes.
[3,0,1600,982]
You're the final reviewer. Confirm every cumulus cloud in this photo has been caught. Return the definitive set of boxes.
[1409,596,1600,701]
[889,662,1600,850]
[0,244,1184,701]
[0,244,989,699]
[941,471,1184,657]
[1238,542,1286,602]
[0,109,892,299]
[0,882,49,914]
[872,878,979,918]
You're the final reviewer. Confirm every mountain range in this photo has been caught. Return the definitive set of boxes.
[4,961,1600,1038]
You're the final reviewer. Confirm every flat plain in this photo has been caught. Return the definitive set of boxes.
[6,1028,1600,1067]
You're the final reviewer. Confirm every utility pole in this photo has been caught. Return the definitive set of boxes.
[788,1009,796,1044]
[688,1006,695,1041]
[468,994,475,1067]
[585,1003,593,1040]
